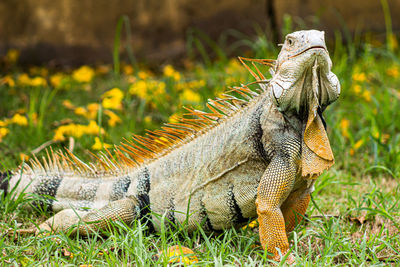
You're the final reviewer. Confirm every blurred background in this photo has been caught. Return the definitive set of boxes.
[0,0,399,66]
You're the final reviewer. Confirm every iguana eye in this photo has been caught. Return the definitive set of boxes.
[286,37,294,46]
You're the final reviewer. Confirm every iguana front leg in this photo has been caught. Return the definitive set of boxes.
[281,191,311,233]
[256,155,297,262]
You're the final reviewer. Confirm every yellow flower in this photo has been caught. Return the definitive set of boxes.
[52,121,104,141]
[1,75,15,87]
[103,88,124,100]
[163,65,181,81]
[129,80,166,100]
[31,112,38,125]
[5,49,19,64]
[53,128,66,141]
[129,80,148,99]
[72,66,95,83]
[352,84,362,94]
[163,65,175,77]
[85,120,103,135]
[153,81,166,95]
[74,107,87,116]
[102,99,121,110]
[92,137,112,150]
[10,114,28,126]
[20,153,30,161]
[353,139,364,150]
[339,118,350,138]
[30,77,47,87]
[172,72,181,81]
[248,219,258,228]
[87,103,100,119]
[0,120,6,127]
[352,72,367,82]
[17,73,32,86]
[371,127,380,139]
[164,245,198,265]
[386,66,399,78]
[62,100,76,110]
[50,73,65,88]
[17,74,47,87]
[350,139,364,156]
[144,116,152,124]
[242,219,258,230]
[104,110,121,127]
[96,64,111,75]
[123,64,134,75]
[362,90,371,102]
[138,70,152,80]
[102,88,124,110]
[0,127,9,142]
[180,89,201,103]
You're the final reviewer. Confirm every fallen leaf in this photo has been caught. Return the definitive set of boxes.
[161,245,199,264]
[348,214,367,224]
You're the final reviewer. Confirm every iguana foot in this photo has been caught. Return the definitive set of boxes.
[272,253,295,265]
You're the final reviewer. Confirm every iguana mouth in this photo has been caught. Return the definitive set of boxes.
[289,46,327,59]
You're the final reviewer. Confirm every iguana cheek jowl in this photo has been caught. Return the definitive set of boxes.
[271,82,283,100]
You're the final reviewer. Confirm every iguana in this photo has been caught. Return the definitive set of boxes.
[0,30,340,262]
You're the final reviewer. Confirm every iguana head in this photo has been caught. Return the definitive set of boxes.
[270,30,340,113]
[269,30,341,177]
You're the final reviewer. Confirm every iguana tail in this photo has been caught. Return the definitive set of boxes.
[6,171,132,212]
[0,171,11,197]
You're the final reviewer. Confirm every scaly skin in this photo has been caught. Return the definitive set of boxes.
[1,30,340,262]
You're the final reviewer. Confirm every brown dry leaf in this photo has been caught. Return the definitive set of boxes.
[376,255,400,262]
[61,248,73,258]
[52,118,74,127]
[2,248,12,264]
[348,213,367,225]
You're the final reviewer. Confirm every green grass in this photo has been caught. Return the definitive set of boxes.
[1,26,400,265]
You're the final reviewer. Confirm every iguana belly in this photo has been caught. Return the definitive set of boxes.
[136,158,267,232]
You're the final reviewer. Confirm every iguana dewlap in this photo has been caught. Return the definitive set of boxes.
[1,30,340,262]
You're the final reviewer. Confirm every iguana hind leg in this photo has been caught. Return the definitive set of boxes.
[256,156,297,262]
